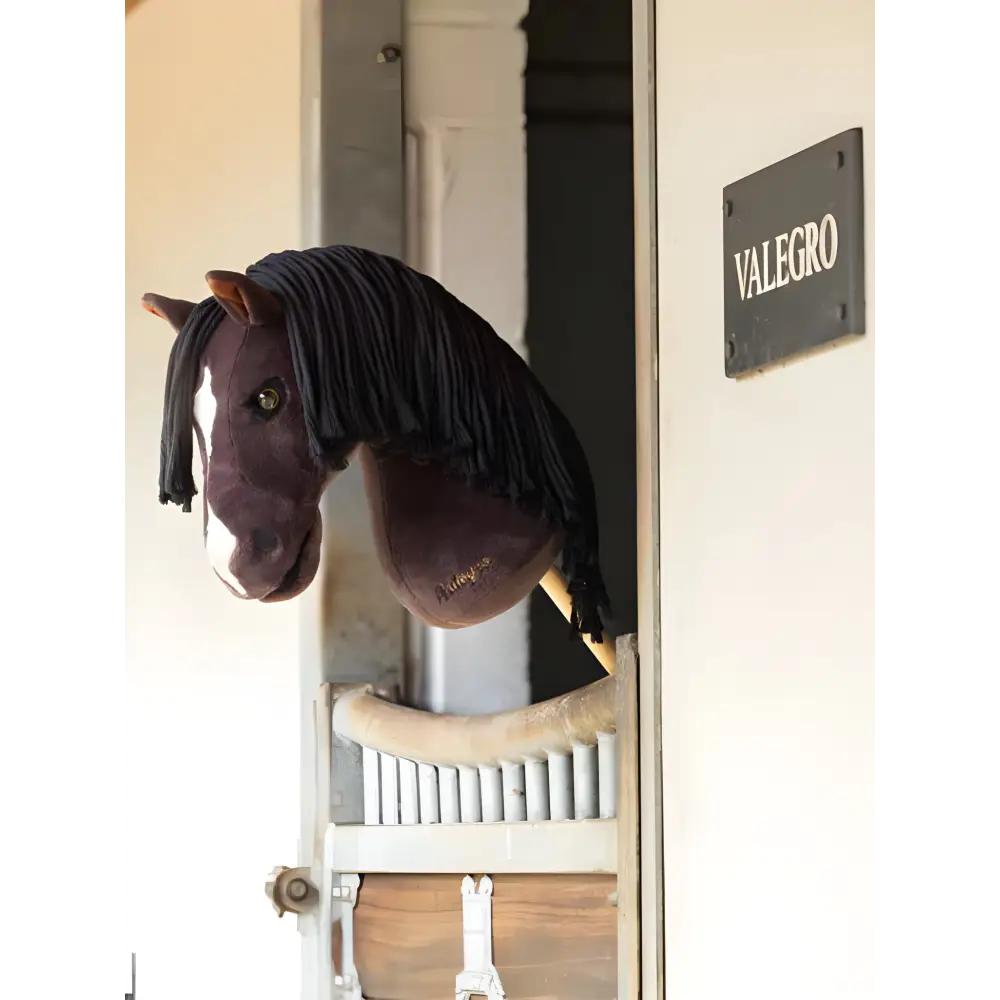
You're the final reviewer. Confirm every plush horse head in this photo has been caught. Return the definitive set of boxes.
[142,245,609,640]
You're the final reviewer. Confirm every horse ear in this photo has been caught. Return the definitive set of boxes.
[141,293,196,333]
[205,270,282,327]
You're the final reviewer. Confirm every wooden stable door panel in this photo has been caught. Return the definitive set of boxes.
[347,872,617,1000]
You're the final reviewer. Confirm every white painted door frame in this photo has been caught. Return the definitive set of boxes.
[632,0,666,994]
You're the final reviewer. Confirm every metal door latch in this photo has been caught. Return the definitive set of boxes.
[332,874,362,1000]
[455,875,505,999]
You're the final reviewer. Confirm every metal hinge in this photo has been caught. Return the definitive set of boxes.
[265,865,318,918]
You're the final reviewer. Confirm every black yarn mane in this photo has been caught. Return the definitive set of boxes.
[159,245,610,643]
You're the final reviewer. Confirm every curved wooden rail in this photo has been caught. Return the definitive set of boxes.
[332,674,617,768]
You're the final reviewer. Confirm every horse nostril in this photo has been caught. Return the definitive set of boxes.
[251,529,279,556]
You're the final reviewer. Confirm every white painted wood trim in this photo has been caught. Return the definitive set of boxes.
[632,0,665,994]
[407,0,527,28]
[324,819,618,875]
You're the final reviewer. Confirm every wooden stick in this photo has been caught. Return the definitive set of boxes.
[539,567,617,675]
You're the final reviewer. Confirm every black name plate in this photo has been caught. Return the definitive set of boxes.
[722,128,865,377]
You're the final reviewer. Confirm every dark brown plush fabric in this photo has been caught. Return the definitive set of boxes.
[359,447,563,628]
[146,245,611,642]
[146,277,331,603]
[195,312,329,603]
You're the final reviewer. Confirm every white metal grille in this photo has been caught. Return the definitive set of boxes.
[361,734,617,825]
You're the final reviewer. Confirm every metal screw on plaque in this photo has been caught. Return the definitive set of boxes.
[377,45,401,64]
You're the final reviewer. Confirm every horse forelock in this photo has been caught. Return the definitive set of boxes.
[159,296,227,511]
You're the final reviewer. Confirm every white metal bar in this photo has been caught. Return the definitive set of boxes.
[548,751,574,820]
[480,765,503,823]
[362,747,381,825]
[312,685,335,1000]
[332,874,360,1000]
[418,762,440,824]
[524,759,550,821]
[573,742,599,820]
[439,766,460,824]
[324,819,619,875]
[317,829,334,1000]
[399,758,419,825]
[597,731,618,820]
[379,752,399,825]
[314,686,333,863]
[501,762,527,822]
[458,765,482,823]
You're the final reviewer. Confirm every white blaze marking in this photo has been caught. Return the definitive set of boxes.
[205,509,246,596]
[193,370,217,462]
[192,364,247,597]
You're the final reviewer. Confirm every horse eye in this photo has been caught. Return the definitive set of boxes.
[256,387,281,412]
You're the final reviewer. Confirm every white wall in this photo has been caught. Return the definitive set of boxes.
[125,2,302,997]
[654,1,874,998]
[403,0,533,715]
